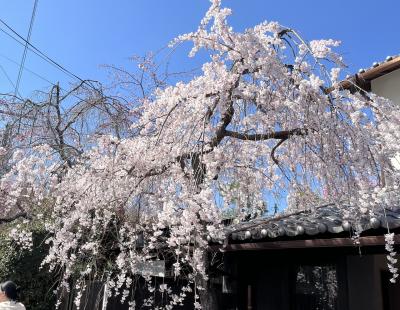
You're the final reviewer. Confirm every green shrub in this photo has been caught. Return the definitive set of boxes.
[0,230,57,310]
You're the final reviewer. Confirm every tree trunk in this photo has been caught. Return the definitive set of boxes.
[198,277,219,310]
[197,252,219,310]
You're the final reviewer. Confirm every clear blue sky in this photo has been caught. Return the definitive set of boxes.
[0,0,399,97]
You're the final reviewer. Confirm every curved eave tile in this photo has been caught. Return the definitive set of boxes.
[225,206,400,243]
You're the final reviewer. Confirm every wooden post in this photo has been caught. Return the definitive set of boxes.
[101,283,108,310]
[247,285,252,310]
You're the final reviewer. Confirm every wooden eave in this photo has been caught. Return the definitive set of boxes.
[329,56,400,93]
[209,234,400,252]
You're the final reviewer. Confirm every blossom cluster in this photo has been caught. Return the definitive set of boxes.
[0,0,399,308]
[385,233,399,283]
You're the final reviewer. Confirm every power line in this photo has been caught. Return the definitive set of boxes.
[0,53,58,88]
[0,16,102,109]
[0,28,28,57]
[0,16,95,90]
[14,0,39,97]
[0,26,84,91]
[0,16,81,82]
[0,26,64,76]
[0,64,16,89]
[0,52,90,105]
[0,53,91,109]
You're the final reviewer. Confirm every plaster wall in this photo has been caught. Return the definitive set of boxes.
[371,69,400,105]
[371,69,400,170]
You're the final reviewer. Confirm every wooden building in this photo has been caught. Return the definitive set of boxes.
[211,205,400,310]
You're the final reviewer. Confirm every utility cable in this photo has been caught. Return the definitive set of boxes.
[0,53,90,106]
[14,0,39,97]
[0,64,16,90]
[0,53,57,89]
[0,27,85,91]
[0,17,95,90]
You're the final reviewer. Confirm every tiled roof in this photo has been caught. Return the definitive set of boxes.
[227,204,400,242]
[357,55,400,75]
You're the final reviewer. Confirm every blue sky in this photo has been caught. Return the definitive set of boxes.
[0,0,399,97]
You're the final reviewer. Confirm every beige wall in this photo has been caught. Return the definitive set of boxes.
[371,69,400,105]
[371,69,400,170]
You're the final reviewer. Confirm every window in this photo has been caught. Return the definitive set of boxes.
[294,265,338,310]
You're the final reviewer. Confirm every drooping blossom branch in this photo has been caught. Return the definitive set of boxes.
[0,0,399,308]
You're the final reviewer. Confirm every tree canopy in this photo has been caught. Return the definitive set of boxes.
[0,0,399,308]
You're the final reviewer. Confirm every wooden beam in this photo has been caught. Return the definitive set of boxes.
[326,56,400,93]
[210,235,400,252]
[360,56,400,81]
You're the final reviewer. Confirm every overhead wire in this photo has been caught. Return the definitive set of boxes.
[0,16,97,91]
[0,5,112,141]
[0,11,113,131]
[0,64,16,89]
[14,0,39,97]
[0,27,86,94]
[0,52,59,89]
[0,52,94,108]
[0,18,99,105]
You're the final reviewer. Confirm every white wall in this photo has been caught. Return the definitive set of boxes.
[371,69,400,105]
[371,69,400,170]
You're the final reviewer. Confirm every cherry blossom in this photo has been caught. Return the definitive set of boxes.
[1,0,399,308]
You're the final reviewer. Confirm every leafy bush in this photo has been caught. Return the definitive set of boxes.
[0,230,57,310]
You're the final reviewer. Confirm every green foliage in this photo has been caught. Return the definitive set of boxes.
[0,230,57,310]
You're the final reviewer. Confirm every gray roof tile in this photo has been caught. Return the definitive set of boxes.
[226,204,400,242]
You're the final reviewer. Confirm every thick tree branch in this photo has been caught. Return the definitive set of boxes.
[225,128,306,141]
[209,103,235,147]
[271,138,288,166]
[0,212,30,224]
[129,128,307,184]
